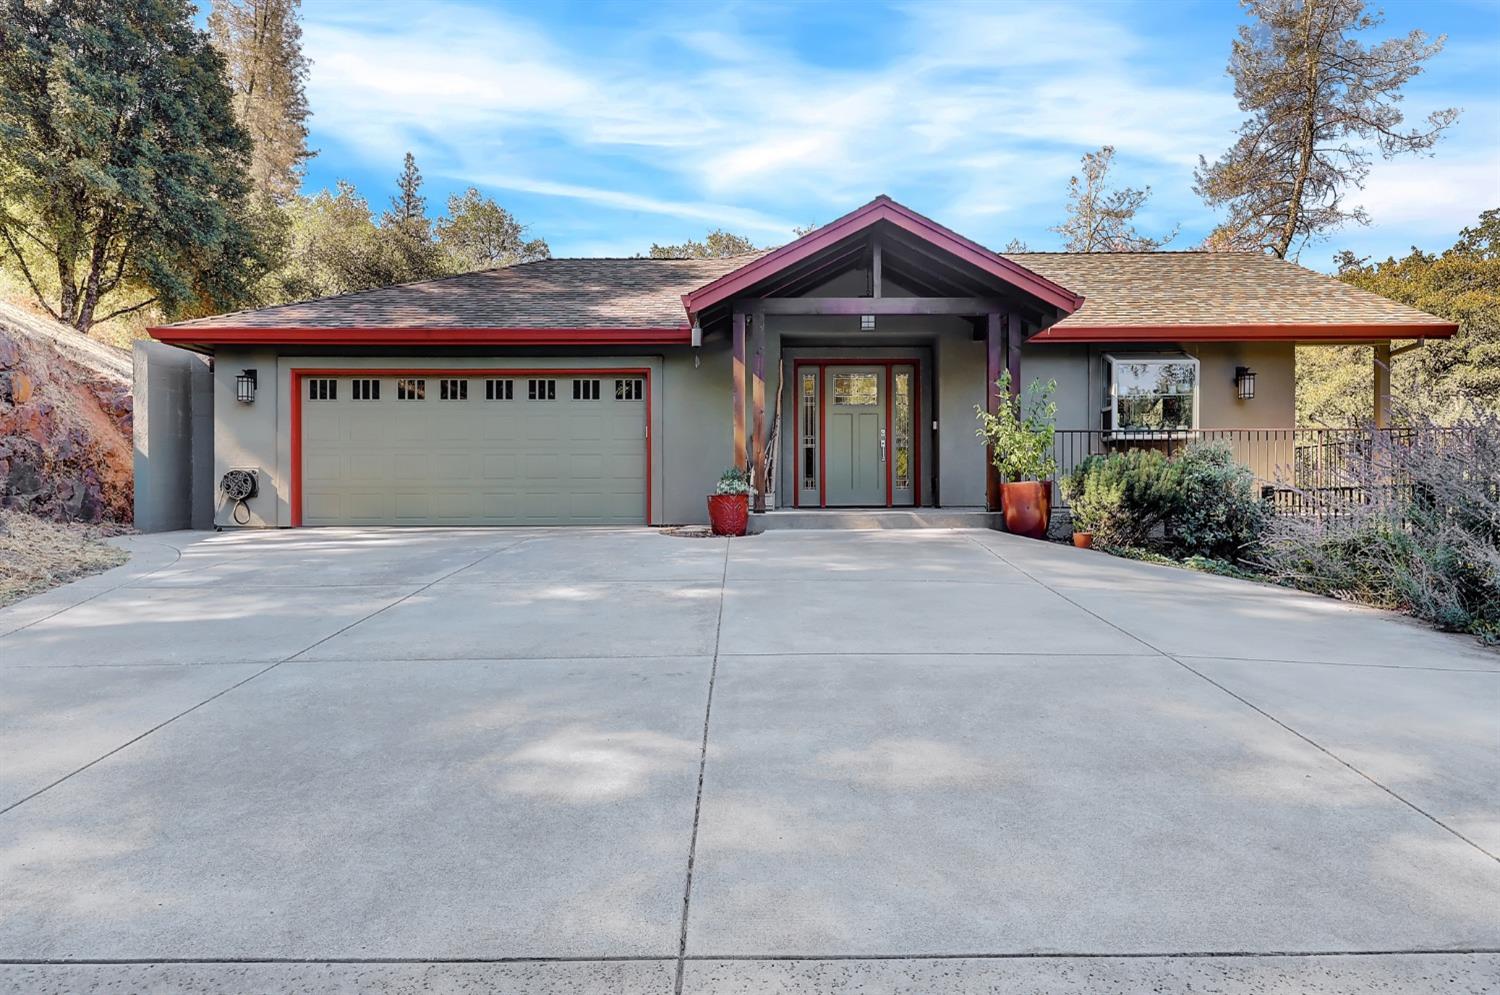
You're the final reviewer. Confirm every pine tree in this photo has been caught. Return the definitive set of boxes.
[0,0,266,332]
[374,153,446,283]
[1195,0,1458,259]
[208,0,313,204]
[1050,147,1176,252]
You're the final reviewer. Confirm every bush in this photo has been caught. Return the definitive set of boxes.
[1059,442,1267,560]
[1169,442,1269,560]
[1254,412,1500,642]
[1059,449,1179,546]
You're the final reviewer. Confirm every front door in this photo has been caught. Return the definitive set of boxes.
[824,367,886,505]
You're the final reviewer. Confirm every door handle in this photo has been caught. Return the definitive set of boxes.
[880,427,887,463]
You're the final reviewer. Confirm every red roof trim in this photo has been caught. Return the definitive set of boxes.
[1030,321,1459,343]
[681,195,1084,320]
[148,326,692,347]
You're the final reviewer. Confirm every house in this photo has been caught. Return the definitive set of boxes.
[142,195,1457,529]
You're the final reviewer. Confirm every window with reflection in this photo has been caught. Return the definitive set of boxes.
[800,372,818,490]
[893,370,913,489]
[833,373,878,406]
[1106,356,1198,433]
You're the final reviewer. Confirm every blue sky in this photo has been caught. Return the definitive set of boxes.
[293,0,1500,271]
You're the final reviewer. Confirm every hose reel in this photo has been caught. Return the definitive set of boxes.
[219,468,258,525]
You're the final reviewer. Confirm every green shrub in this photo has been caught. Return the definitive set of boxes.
[1059,449,1179,547]
[1169,442,1269,560]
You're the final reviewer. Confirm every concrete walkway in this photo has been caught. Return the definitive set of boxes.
[0,527,1495,994]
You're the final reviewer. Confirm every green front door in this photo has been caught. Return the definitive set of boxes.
[824,367,886,505]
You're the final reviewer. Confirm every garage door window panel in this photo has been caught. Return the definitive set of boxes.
[439,378,469,401]
[486,379,514,400]
[528,379,556,400]
[573,379,601,401]
[352,378,380,401]
[398,378,426,401]
[308,378,337,401]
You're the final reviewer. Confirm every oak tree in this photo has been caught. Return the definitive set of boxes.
[0,0,265,333]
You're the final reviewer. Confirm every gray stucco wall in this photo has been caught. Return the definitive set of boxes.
[193,334,1296,528]
[132,341,213,532]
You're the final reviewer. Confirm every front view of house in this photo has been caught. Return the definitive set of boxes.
[147,196,1456,529]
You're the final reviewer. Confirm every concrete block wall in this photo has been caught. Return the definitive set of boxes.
[132,341,213,532]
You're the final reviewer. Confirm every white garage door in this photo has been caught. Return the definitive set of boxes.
[299,372,647,526]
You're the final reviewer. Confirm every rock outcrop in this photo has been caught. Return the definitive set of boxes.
[0,302,133,522]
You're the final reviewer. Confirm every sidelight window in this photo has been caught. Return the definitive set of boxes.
[893,370,913,490]
[800,371,818,490]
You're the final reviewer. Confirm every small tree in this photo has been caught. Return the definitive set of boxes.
[435,188,550,271]
[975,372,1058,482]
[1195,0,1458,259]
[373,153,446,283]
[1051,146,1177,252]
[0,0,266,332]
[647,230,759,259]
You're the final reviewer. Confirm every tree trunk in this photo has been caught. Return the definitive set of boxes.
[1276,1,1322,259]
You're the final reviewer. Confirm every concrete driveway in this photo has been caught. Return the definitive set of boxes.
[1,527,1496,994]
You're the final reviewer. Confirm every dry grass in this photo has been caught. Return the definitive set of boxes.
[0,511,131,607]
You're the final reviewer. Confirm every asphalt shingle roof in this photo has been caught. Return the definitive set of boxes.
[1005,251,1452,330]
[161,248,1452,336]
[166,254,769,330]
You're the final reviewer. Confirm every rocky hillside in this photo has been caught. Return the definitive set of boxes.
[0,302,133,522]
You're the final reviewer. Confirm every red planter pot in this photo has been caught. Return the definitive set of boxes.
[1000,480,1051,540]
[707,493,750,536]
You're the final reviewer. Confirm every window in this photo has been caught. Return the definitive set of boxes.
[308,378,336,401]
[1105,355,1198,434]
[351,378,379,401]
[832,372,879,406]
[439,378,468,401]
[615,378,643,400]
[572,378,601,401]
[800,371,818,490]
[397,378,426,401]
[485,378,514,400]
[528,378,556,400]
[893,370,913,490]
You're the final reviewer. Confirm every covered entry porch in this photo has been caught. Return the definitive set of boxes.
[682,196,1082,514]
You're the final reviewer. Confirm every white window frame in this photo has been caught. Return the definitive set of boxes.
[1103,354,1200,437]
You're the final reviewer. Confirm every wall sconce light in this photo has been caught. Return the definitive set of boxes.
[1234,366,1256,400]
[860,314,876,331]
[236,369,258,403]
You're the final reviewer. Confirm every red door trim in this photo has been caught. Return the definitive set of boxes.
[793,356,924,510]
[289,366,652,528]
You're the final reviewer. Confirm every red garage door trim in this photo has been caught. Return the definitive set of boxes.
[289,366,653,527]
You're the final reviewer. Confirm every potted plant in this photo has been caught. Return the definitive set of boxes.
[707,467,752,536]
[1059,456,1107,548]
[975,372,1057,540]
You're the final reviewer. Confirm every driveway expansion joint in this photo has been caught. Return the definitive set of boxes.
[674,539,731,995]
[965,535,1500,865]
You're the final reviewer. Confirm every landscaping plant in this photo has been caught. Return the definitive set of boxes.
[1169,442,1269,560]
[974,371,1057,483]
[1058,448,1180,548]
[1254,412,1500,642]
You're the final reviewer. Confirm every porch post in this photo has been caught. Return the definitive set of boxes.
[751,310,767,511]
[1373,341,1392,429]
[1006,312,1023,400]
[732,310,747,469]
[986,312,1003,511]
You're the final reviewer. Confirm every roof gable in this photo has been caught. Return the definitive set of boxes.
[681,195,1084,322]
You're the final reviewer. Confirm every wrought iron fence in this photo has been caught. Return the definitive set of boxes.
[1048,427,1475,517]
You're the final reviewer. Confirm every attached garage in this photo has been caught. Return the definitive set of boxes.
[293,368,649,526]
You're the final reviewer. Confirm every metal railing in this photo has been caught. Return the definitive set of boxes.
[1048,427,1475,516]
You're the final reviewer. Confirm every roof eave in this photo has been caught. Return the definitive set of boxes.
[1028,321,1459,343]
[147,325,694,350]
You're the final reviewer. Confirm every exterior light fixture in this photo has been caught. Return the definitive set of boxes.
[860,314,876,331]
[236,369,258,403]
[1234,366,1256,401]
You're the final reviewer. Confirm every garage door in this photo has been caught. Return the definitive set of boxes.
[298,371,647,526]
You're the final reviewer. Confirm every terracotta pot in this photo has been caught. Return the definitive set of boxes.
[1072,531,1094,549]
[1000,480,1051,540]
[707,493,750,536]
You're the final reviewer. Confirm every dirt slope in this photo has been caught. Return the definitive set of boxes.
[0,302,133,522]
